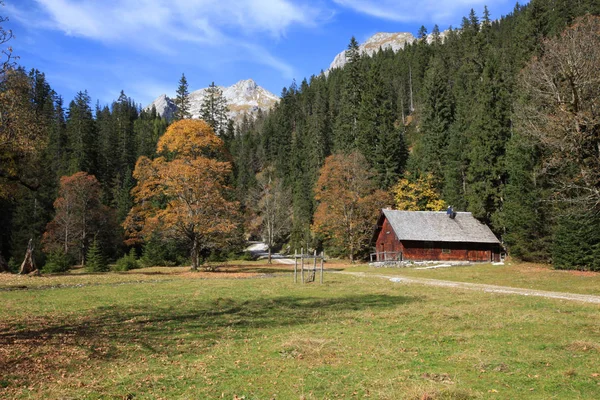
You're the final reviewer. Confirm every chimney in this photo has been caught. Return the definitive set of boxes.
[447,206,456,219]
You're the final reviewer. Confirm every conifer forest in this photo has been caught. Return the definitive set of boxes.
[1,0,600,272]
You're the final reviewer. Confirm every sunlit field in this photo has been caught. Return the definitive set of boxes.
[1,265,599,399]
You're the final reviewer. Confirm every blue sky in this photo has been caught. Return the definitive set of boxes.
[6,0,525,107]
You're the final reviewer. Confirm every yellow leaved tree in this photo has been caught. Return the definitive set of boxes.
[393,173,446,211]
[124,120,238,270]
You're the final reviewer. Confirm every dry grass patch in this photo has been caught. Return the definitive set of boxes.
[279,336,337,363]
[566,341,599,352]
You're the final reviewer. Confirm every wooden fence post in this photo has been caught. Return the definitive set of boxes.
[312,250,317,282]
[294,249,297,283]
[300,248,304,284]
[320,251,324,284]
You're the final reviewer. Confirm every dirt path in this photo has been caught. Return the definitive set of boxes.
[334,271,600,305]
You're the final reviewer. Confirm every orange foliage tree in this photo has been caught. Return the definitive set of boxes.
[43,172,111,265]
[312,152,391,262]
[124,119,238,270]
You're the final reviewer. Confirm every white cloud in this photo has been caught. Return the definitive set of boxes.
[332,0,511,24]
[31,0,318,42]
[13,0,319,81]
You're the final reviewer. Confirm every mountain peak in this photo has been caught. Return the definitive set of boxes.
[145,79,279,124]
[328,30,449,71]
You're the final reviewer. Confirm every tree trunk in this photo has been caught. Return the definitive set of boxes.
[19,239,39,275]
[191,237,199,271]
[268,246,272,264]
[0,252,9,273]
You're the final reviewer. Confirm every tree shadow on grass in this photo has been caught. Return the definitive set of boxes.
[0,293,419,393]
[0,294,417,347]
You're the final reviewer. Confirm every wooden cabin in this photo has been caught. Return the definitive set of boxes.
[372,209,502,262]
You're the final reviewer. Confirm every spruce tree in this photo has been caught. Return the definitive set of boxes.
[357,62,407,188]
[134,109,167,159]
[85,238,108,272]
[411,56,454,183]
[418,25,428,41]
[174,73,191,120]
[498,132,551,262]
[333,37,362,152]
[553,211,600,271]
[65,91,97,174]
[431,25,441,44]
[96,103,118,188]
[200,82,229,135]
[112,90,138,171]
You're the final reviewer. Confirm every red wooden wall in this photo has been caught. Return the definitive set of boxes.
[374,217,501,262]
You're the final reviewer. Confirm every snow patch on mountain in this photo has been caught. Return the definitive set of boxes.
[145,79,279,124]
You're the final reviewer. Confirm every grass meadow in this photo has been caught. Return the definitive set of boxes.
[1,263,599,399]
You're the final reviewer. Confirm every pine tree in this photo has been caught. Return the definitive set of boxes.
[96,103,118,188]
[483,6,491,27]
[65,91,97,174]
[48,95,69,177]
[553,211,600,271]
[112,90,138,171]
[200,82,229,136]
[410,56,454,183]
[134,109,167,159]
[85,238,107,272]
[332,37,362,152]
[357,61,407,188]
[174,73,191,120]
[112,168,134,224]
[418,25,428,41]
[498,132,550,262]
[431,25,442,44]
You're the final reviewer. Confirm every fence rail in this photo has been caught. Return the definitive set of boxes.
[370,251,403,262]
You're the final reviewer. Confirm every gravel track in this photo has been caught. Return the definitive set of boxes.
[333,271,600,304]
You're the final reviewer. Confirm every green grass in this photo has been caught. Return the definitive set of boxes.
[1,268,599,399]
[345,262,600,295]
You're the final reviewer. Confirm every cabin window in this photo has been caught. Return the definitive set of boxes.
[442,248,451,254]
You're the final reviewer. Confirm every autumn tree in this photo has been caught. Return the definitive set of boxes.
[312,152,391,262]
[124,120,238,270]
[251,166,291,263]
[393,173,446,211]
[0,69,47,196]
[43,172,111,265]
[1,0,17,72]
[517,15,600,211]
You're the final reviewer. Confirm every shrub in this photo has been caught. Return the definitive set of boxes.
[42,250,72,273]
[112,249,139,272]
[237,251,256,261]
[207,250,226,263]
[139,234,183,267]
[7,257,19,273]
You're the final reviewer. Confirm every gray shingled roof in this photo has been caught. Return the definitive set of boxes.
[382,209,500,244]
